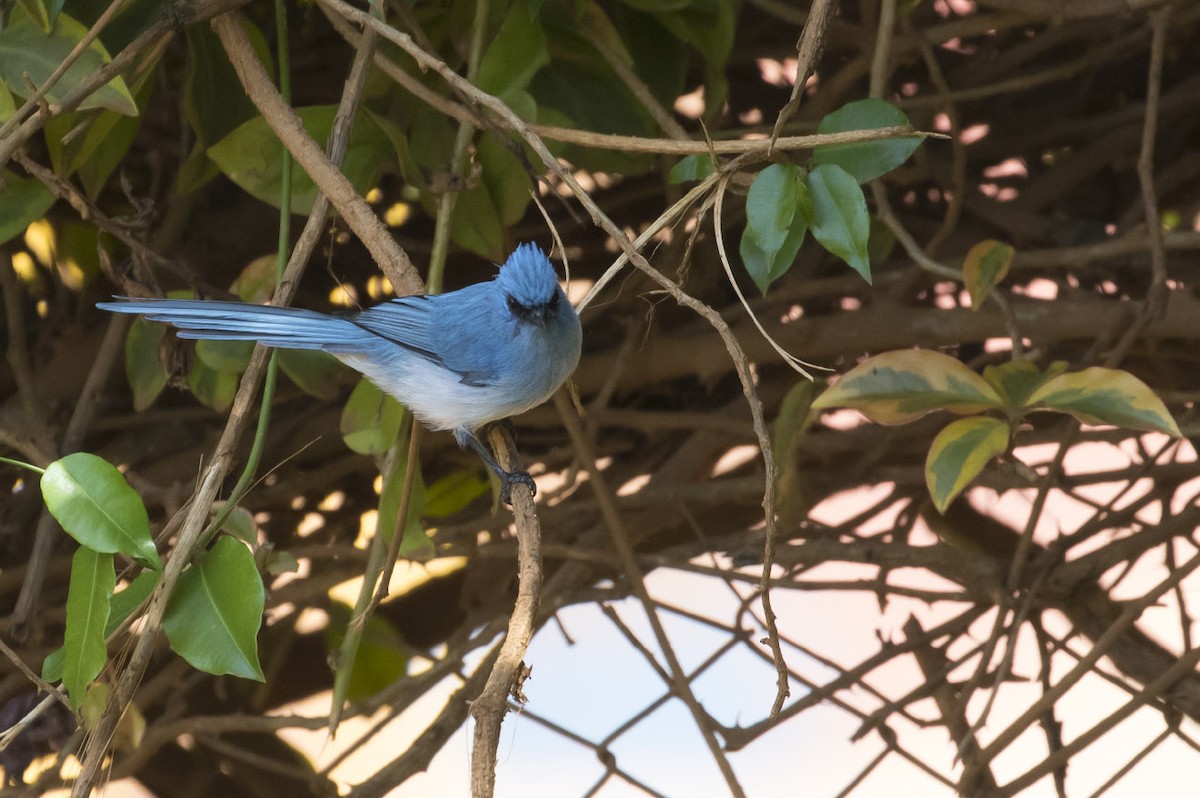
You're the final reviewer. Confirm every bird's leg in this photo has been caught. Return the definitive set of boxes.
[454,426,536,505]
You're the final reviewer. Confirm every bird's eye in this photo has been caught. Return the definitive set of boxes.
[547,292,559,311]
[506,294,525,315]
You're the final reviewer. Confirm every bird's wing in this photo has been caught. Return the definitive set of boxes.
[351,292,500,385]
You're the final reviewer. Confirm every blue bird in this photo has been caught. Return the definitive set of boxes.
[98,243,582,503]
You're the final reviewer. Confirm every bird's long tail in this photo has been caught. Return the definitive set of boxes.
[97,298,376,354]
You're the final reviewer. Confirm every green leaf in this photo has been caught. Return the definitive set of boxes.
[477,2,549,97]
[208,106,392,215]
[655,0,734,113]
[449,182,505,261]
[0,80,17,122]
[0,8,137,115]
[194,339,255,374]
[44,569,158,683]
[926,417,1010,513]
[325,602,409,702]
[341,379,406,455]
[213,503,258,545]
[279,349,347,401]
[528,61,655,175]
[813,98,923,183]
[963,240,1014,309]
[61,547,114,709]
[424,470,492,518]
[0,169,55,246]
[773,379,821,527]
[177,23,267,194]
[478,132,532,227]
[808,163,872,283]
[106,570,159,636]
[41,453,161,568]
[187,357,238,413]
[981,359,1066,409]
[230,254,279,303]
[1027,368,1181,437]
[812,349,1004,425]
[163,537,265,681]
[740,163,809,295]
[614,5,686,110]
[378,443,432,561]
[668,154,715,184]
[123,317,168,411]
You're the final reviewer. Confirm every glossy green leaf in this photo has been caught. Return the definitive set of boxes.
[812,349,1004,425]
[341,379,405,456]
[0,170,55,246]
[813,98,923,183]
[208,106,392,215]
[926,417,1010,513]
[477,2,549,97]
[981,359,1066,409]
[279,349,346,402]
[424,470,492,518]
[326,602,409,702]
[808,163,872,283]
[0,8,137,115]
[187,357,238,413]
[41,453,160,568]
[163,537,265,681]
[44,569,158,683]
[124,317,168,411]
[62,547,114,709]
[740,163,810,295]
[1027,368,1181,437]
[668,154,715,184]
[964,240,1014,309]
[195,339,255,374]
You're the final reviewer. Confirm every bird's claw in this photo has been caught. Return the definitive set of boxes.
[500,470,537,506]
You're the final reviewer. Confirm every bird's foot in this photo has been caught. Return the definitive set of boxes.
[500,469,537,506]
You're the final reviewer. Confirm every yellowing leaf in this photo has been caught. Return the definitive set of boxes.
[963,240,1014,309]
[926,417,1010,512]
[1027,368,1181,437]
[813,350,1004,425]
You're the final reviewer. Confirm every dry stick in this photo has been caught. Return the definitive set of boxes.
[211,12,421,296]
[468,427,543,798]
[974,544,1200,773]
[0,0,252,170]
[350,645,502,798]
[903,617,999,793]
[769,0,840,151]
[1001,645,1200,796]
[1106,6,1172,367]
[552,392,747,798]
[69,12,393,793]
[13,152,175,292]
[585,27,689,142]
[319,0,798,718]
